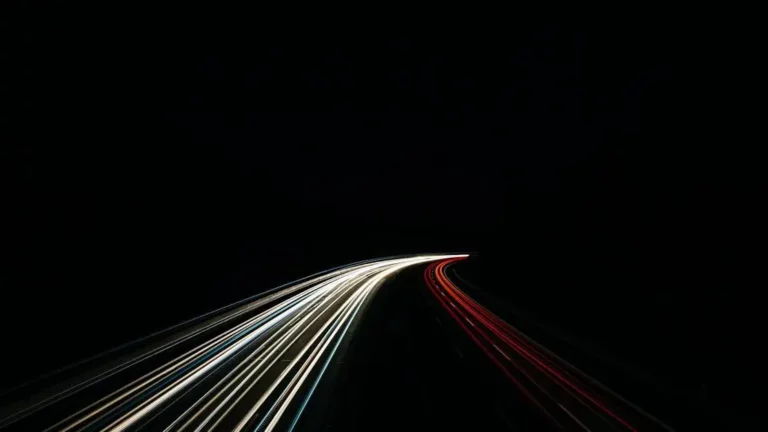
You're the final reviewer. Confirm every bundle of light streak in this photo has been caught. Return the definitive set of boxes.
[0,255,464,432]
[425,258,674,432]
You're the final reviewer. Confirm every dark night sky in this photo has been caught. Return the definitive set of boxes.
[6,14,763,418]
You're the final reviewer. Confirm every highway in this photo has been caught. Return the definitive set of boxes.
[0,255,463,432]
[1,254,679,431]
[424,258,675,431]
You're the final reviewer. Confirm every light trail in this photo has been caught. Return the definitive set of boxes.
[424,258,675,432]
[0,255,464,432]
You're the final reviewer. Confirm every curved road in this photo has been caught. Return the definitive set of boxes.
[1,254,677,431]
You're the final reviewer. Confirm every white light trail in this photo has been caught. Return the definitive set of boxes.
[11,254,467,432]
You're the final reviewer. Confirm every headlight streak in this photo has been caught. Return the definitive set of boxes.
[58,274,347,432]
[11,267,356,431]
[103,261,412,431]
[2,254,464,432]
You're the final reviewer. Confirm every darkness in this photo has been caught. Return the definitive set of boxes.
[6,15,762,426]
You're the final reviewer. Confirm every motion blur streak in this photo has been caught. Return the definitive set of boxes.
[425,258,675,432]
[0,255,464,432]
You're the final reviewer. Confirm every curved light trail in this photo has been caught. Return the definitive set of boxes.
[425,258,675,431]
[0,255,464,432]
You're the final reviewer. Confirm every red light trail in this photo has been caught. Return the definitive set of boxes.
[425,258,674,431]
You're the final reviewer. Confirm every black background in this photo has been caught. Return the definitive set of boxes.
[6,13,762,425]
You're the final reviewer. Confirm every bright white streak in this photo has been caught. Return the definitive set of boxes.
[263,259,419,432]
[106,257,449,431]
[189,270,375,431]
[45,255,465,432]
